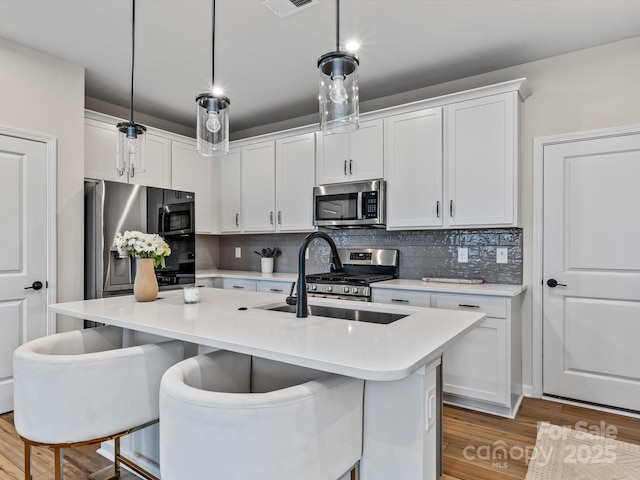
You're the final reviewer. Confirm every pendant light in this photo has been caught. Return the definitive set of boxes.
[117,0,147,177]
[196,0,230,156]
[317,0,359,134]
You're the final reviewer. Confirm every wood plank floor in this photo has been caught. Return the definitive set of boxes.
[1,397,639,479]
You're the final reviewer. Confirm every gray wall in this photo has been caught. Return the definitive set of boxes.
[199,227,522,284]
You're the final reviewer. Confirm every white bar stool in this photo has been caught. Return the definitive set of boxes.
[160,350,364,480]
[13,325,184,480]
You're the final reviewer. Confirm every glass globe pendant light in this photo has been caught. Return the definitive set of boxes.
[196,0,230,156]
[317,0,359,134]
[116,0,147,177]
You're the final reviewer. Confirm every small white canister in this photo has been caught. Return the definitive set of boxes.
[261,257,274,274]
[183,286,199,304]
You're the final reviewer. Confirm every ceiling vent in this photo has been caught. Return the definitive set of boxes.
[262,0,319,18]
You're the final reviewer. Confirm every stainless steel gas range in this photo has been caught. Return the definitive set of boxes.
[306,248,399,302]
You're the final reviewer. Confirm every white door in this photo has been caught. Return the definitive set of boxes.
[219,148,242,233]
[241,141,276,232]
[0,134,49,414]
[543,132,640,411]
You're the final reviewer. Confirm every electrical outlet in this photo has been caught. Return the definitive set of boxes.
[457,247,468,263]
[426,387,436,431]
[497,247,508,264]
[305,247,310,260]
[235,247,241,258]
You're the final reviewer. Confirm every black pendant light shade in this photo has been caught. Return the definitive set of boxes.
[116,0,147,177]
[318,0,359,134]
[196,0,230,156]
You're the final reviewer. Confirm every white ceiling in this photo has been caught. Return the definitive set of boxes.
[1,0,640,134]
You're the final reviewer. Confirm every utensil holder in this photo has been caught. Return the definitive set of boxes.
[261,257,274,274]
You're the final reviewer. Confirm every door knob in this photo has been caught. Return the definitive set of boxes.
[25,281,43,291]
[546,279,567,288]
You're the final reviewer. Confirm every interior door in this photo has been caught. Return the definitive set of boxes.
[542,132,640,411]
[0,134,49,414]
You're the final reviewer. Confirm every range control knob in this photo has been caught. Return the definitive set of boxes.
[352,287,359,295]
[343,287,350,294]
[325,285,333,293]
[309,284,317,291]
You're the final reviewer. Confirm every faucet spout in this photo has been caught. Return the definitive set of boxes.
[296,232,342,318]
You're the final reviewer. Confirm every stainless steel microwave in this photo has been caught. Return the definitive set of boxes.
[313,180,386,228]
[158,202,194,236]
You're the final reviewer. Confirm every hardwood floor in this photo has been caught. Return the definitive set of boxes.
[1,397,639,479]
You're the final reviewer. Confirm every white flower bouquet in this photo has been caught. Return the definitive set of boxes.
[114,230,171,268]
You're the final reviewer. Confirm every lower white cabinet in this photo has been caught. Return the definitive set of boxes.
[372,286,523,418]
[221,278,257,291]
[256,280,291,295]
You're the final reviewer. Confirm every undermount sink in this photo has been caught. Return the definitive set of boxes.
[266,304,408,325]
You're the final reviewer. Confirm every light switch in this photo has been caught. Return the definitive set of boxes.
[426,386,436,431]
[497,247,508,264]
[457,247,468,263]
[235,247,241,258]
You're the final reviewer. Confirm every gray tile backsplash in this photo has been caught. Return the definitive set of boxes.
[199,227,522,285]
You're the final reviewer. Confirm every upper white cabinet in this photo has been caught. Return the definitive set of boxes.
[219,148,242,233]
[445,92,518,227]
[85,117,171,188]
[276,133,316,232]
[241,141,276,232]
[316,119,384,185]
[385,108,443,230]
[171,140,214,234]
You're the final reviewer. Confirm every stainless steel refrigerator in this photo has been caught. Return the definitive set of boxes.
[84,179,196,302]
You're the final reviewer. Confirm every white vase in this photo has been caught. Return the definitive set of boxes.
[134,258,158,302]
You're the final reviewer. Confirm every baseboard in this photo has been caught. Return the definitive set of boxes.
[523,384,534,397]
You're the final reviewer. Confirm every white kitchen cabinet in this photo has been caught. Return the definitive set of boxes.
[276,133,316,232]
[256,280,291,294]
[221,278,257,291]
[434,292,522,418]
[85,117,171,188]
[445,92,519,227]
[385,108,443,229]
[171,140,215,234]
[316,119,383,185]
[241,141,276,232]
[218,148,242,233]
[372,288,432,308]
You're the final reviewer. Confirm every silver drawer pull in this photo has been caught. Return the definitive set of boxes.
[391,298,409,303]
[459,304,480,309]
[232,285,245,289]
[269,288,283,292]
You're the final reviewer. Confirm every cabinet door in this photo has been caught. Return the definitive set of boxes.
[219,148,242,233]
[256,280,290,294]
[132,133,171,188]
[446,93,516,226]
[171,140,214,234]
[85,118,125,183]
[316,130,350,184]
[276,133,316,232]
[241,141,276,232]
[348,119,384,182]
[221,278,257,291]
[385,108,443,229]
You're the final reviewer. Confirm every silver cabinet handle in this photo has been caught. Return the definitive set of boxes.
[270,288,283,292]
[232,285,245,289]
[277,211,282,225]
[270,211,274,225]
[458,304,480,309]
[436,201,440,218]
[349,159,353,175]
[449,200,454,218]
[344,160,348,176]
[391,298,409,303]
[235,213,239,227]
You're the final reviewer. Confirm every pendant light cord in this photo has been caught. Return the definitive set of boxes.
[130,0,136,123]
[212,0,216,91]
[335,0,340,51]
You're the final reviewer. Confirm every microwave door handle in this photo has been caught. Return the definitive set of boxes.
[161,211,168,233]
[357,192,363,220]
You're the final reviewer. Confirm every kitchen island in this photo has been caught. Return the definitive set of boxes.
[49,287,485,480]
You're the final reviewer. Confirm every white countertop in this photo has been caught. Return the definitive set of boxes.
[49,288,485,381]
[196,269,526,296]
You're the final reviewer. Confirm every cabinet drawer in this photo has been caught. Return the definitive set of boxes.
[221,278,257,291]
[372,288,431,308]
[257,281,291,294]
[434,293,507,318]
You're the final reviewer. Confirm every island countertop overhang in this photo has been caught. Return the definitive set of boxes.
[48,287,485,381]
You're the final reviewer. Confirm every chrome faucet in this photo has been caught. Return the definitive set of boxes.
[296,232,343,318]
